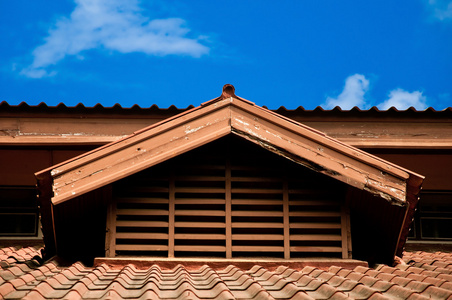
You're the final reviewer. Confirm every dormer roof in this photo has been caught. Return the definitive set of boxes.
[35,84,424,262]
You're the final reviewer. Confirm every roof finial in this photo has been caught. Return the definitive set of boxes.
[221,84,236,99]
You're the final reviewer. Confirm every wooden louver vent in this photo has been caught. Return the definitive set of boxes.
[106,137,351,259]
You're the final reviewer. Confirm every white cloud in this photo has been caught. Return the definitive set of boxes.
[20,0,209,78]
[323,74,430,110]
[377,89,428,110]
[428,0,452,20]
[323,74,370,109]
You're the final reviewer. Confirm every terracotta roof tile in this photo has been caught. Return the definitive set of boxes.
[1,249,452,299]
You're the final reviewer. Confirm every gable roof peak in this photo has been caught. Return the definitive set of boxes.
[202,84,256,107]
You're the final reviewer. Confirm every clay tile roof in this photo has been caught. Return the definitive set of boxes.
[1,248,451,300]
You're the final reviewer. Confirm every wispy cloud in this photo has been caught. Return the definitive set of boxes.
[324,74,429,110]
[377,89,428,110]
[428,0,452,21]
[20,0,209,78]
[323,74,370,109]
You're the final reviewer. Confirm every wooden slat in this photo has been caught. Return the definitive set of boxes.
[289,211,341,217]
[116,233,169,239]
[231,188,282,194]
[290,246,342,252]
[232,177,283,182]
[232,211,283,217]
[116,220,169,227]
[116,197,168,204]
[175,199,225,204]
[231,199,282,205]
[175,234,226,240]
[232,222,284,228]
[232,246,284,252]
[290,234,342,241]
[132,187,169,193]
[290,223,341,229]
[115,245,169,251]
[289,200,338,206]
[175,222,226,228]
[175,210,225,216]
[174,176,226,181]
[175,188,225,193]
[289,189,335,195]
[232,234,284,240]
[116,209,169,216]
[174,245,226,252]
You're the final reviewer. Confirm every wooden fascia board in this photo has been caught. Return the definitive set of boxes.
[49,99,235,205]
[252,103,414,180]
[228,101,416,204]
[46,96,423,207]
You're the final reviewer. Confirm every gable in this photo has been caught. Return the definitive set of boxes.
[37,91,420,206]
[35,85,424,264]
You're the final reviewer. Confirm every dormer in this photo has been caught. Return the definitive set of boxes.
[35,85,423,266]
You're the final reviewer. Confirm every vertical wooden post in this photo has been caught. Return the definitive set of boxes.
[105,196,117,257]
[168,176,175,258]
[283,181,290,259]
[225,159,232,259]
[341,205,352,258]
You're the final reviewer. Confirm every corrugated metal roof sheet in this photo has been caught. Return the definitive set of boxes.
[2,100,452,114]
[1,247,451,299]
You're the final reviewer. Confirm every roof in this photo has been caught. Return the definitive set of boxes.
[1,246,451,300]
[3,99,452,115]
[36,85,423,205]
[35,85,424,263]
[2,99,452,149]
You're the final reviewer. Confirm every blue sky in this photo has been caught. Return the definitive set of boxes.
[1,0,451,109]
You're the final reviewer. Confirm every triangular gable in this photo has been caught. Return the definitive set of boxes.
[36,85,422,206]
[35,84,424,260]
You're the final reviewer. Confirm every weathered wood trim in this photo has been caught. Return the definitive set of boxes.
[51,105,232,204]
[43,97,425,208]
[229,105,408,204]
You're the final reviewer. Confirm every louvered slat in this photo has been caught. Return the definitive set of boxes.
[109,136,351,259]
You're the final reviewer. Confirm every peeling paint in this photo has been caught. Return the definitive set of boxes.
[51,169,61,176]
[233,117,250,126]
[185,125,206,134]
